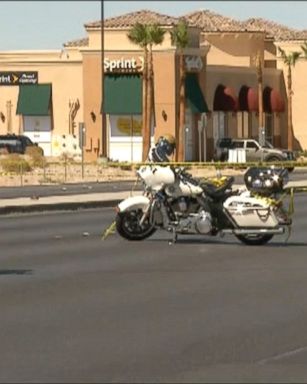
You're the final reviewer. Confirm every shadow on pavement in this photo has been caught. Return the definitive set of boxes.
[0,269,32,276]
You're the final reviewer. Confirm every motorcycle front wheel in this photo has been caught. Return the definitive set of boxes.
[116,209,156,241]
[235,234,273,246]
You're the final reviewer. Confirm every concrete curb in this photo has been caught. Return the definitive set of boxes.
[0,199,122,215]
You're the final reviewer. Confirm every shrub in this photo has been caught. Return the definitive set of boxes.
[0,154,32,173]
[120,163,132,171]
[25,146,47,168]
[59,152,76,163]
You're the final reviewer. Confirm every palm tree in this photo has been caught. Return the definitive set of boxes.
[255,51,264,145]
[146,24,166,158]
[301,41,307,57]
[278,47,301,151]
[170,19,189,162]
[127,23,150,161]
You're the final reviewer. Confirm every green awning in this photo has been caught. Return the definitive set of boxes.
[103,74,142,115]
[16,84,52,116]
[185,73,209,113]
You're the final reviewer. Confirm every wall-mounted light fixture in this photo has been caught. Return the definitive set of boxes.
[162,110,167,121]
[90,111,96,122]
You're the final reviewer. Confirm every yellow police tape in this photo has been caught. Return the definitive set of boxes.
[105,161,307,169]
[101,220,116,241]
[252,187,307,217]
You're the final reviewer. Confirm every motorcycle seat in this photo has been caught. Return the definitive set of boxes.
[200,176,235,200]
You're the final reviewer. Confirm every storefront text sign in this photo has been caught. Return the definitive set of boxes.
[104,57,144,73]
[117,117,142,135]
[0,72,38,85]
[185,56,203,72]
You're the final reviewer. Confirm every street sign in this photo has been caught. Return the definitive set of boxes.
[78,122,86,148]
[0,72,38,86]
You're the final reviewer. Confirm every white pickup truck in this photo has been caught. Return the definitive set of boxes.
[214,138,295,163]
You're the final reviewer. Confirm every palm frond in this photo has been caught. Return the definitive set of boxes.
[300,41,307,57]
[170,20,189,49]
[278,47,301,66]
[127,23,149,48]
[278,46,287,60]
[147,24,166,46]
[290,51,302,66]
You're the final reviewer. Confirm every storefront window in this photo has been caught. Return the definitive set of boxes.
[265,113,274,143]
[237,111,250,138]
[109,115,142,137]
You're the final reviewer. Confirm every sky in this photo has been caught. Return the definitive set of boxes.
[0,1,306,51]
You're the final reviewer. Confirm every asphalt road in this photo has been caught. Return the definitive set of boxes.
[1,196,307,382]
[0,168,306,199]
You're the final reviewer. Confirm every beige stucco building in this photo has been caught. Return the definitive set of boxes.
[0,9,306,161]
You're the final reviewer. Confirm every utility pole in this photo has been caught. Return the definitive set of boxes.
[101,0,106,157]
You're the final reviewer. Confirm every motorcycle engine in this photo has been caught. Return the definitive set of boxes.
[171,197,197,216]
[195,211,213,234]
[171,198,212,234]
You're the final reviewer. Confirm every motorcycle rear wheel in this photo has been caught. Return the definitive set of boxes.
[116,209,156,241]
[235,234,273,246]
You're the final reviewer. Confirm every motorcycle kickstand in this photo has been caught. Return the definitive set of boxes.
[168,227,177,245]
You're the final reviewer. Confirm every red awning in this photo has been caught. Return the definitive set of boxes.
[270,89,285,112]
[213,84,239,111]
[239,86,258,111]
[247,88,259,111]
[263,86,285,113]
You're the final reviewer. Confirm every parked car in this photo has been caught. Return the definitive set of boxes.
[213,137,295,172]
[0,134,44,155]
[214,137,295,162]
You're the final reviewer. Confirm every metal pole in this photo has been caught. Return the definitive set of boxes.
[79,122,86,179]
[131,115,133,163]
[198,120,202,162]
[82,126,85,179]
[20,162,23,187]
[43,162,46,183]
[101,0,106,156]
[81,147,84,179]
[64,157,67,183]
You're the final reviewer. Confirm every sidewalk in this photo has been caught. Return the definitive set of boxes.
[0,180,306,215]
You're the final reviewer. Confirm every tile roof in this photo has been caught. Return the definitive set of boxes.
[183,9,261,33]
[84,10,182,29]
[64,9,307,47]
[63,37,89,48]
[243,18,307,41]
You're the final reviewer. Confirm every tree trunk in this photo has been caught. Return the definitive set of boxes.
[177,52,186,162]
[142,47,148,162]
[257,55,264,144]
[287,65,293,151]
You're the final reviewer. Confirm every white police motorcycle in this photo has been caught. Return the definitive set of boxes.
[115,136,291,245]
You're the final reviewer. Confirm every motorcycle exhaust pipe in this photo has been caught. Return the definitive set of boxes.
[223,227,286,236]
